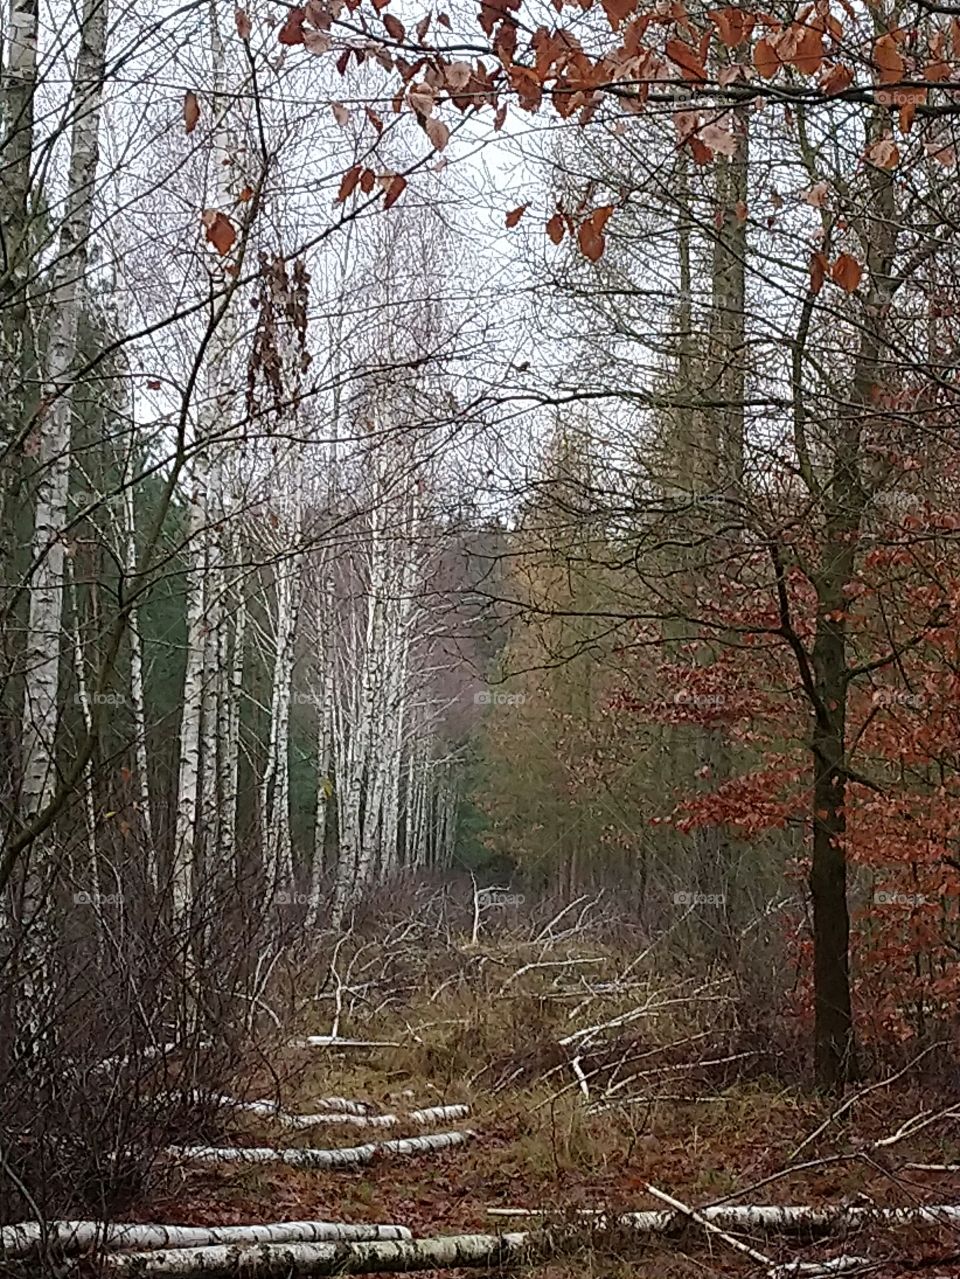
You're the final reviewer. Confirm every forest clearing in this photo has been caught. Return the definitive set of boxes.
[6,896,960,1279]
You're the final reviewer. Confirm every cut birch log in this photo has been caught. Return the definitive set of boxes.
[0,1221,411,1258]
[166,1131,474,1169]
[769,1259,871,1279]
[289,1037,400,1049]
[157,1095,468,1130]
[487,1203,960,1235]
[58,1232,536,1277]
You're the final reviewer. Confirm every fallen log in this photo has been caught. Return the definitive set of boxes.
[0,1221,411,1259]
[160,1093,469,1131]
[166,1131,474,1169]
[51,1233,536,1277]
[288,1037,400,1049]
[488,1202,960,1235]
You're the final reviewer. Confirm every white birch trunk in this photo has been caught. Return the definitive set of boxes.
[122,476,156,884]
[15,0,108,1054]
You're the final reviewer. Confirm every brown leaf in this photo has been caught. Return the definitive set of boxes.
[831,252,862,293]
[600,0,637,31]
[701,121,737,156]
[445,60,473,90]
[505,205,527,227]
[426,116,450,149]
[183,90,200,134]
[709,6,749,46]
[873,34,904,84]
[337,164,362,201]
[409,81,436,114]
[383,13,406,39]
[590,204,614,235]
[360,167,376,192]
[803,180,829,207]
[753,37,779,78]
[278,6,306,43]
[237,184,254,202]
[809,250,827,295]
[665,37,707,81]
[332,101,351,125]
[304,28,332,53]
[865,135,899,169]
[546,212,565,244]
[820,62,853,94]
[201,210,236,256]
[146,379,162,390]
[235,7,252,39]
[899,101,916,132]
[366,106,384,132]
[384,173,407,208]
[578,219,605,262]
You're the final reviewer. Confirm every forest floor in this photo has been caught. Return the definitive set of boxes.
[128,930,960,1279]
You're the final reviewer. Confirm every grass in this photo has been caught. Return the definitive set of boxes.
[120,924,960,1277]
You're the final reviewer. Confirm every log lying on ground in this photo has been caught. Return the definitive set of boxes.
[0,1222,411,1259]
[166,1130,474,1169]
[161,1092,469,1131]
[59,1233,536,1277]
[288,1037,400,1049]
[489,1202,960,1235]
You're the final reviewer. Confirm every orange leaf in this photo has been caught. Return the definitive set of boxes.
[505,205,527,227]
[831,252,862,293]
[183,90,200,134]
[873,34,904,84]
[384,173,407,208]
[665,37,707,81]
[546,212,565,244]
[899,101,916,132]
[237,184,254,202]
[201,210,236,256]
[753,37,780,78]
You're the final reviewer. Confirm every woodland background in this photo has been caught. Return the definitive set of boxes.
[5,0,960,1266]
